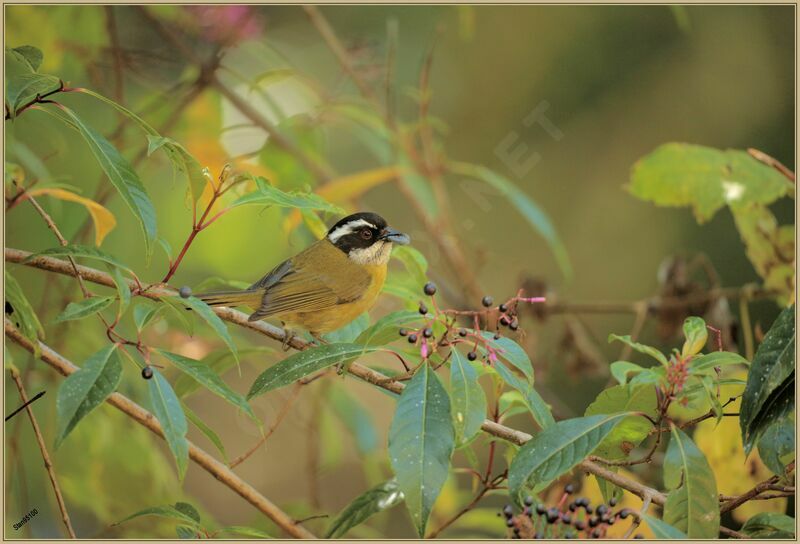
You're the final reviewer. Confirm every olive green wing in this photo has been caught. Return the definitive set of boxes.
[247,244,371,322]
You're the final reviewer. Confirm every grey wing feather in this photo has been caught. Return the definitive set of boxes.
[248,259,294,291]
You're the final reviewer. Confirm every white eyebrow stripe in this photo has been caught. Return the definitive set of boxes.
[327,219,378,243]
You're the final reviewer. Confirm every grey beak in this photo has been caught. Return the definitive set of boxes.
[380,227,410,245]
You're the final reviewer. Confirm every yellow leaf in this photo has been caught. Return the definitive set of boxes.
[28,188,116,245]
[694,374,787,523]
[283,166,405,232]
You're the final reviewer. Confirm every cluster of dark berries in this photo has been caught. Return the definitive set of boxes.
[397,282,547,362]
[499,485,643,539]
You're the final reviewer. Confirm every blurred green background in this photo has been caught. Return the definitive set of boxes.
[5,4,794,539]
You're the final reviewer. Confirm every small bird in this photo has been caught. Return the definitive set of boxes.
[197,212,410,341]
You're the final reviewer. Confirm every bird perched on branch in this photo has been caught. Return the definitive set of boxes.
[197,212,409,343]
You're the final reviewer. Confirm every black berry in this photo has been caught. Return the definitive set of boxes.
[562,513,572,525]
[503,505,514,518]
[634,535,644,539]
[423,282,437,296]
[568,502,577,512]
[619,509,631,519]
[509,319,519,331]
[179,286,192,298]
[141,366,154,380]
[609,497,618,507]
[408,334,418,343]
[505,518,515,528]
[423,327,433,338]
[573,520,586,531]
[398,328,408,337]
[467,351,477,361]
[418,303,428,315]
[493,333,501,340]
[499,303,508,313]
[596,505,608,516]
[535,504,547,516]
[458,328,467,337]
[564,484,575,494]
[523,496,534,507]
[482,295,493,307]
[592,528,602,539]
[588,517,598,528]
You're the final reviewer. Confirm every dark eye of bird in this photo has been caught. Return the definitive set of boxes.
[361,229,373,240]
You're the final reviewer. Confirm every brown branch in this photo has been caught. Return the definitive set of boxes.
[302,6,379,104]
[7,365,77,538]
[747,148,796,183]
[16,185,91,298]
[719,472,788,515]
[4,320,316,539]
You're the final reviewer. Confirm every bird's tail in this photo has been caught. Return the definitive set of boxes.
[196,289,262,309]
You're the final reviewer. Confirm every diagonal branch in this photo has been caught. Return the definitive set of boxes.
[8,365,77,538]
[4,320,316,539]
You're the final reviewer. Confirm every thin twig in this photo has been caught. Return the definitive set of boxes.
[4,321,316,540]
[720,526,748,539]
[8,366,77,538]
[229,383,303,469]
[747,148,796,183]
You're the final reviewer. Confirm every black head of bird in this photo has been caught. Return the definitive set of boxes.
[198,212,409,337]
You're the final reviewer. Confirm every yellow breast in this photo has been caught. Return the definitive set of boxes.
[281,263,387,334]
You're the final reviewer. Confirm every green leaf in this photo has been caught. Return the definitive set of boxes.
[643,514,688,539]
[115,503,201,527]
[355,310,420,347]
[232,177,342,213]
[175,525,197,539]
[4,270,45,352]
[133,302,164,332]
[741,512,795,539]
[390,245,429,288]
[662,426,719,538]
[325,479,404,538]
[54,106,158,258]
[740,305,795,453]
[109,265,131,319]
[758,418,795,476]
[482,332,533,381]
[448,161,571,278]
[389,363,454,537]
[248,344,379,399]
[55,344,122,447]
[219,526,273,538]
[608,334,668,366]
[7,73,60,113]
[328,387,378,454]
[174,502,200,523]
[174,348,271,399]
[157,350,254,421]
[25,244,135,275]
[76,88,209,205]
[145,135,207,204]
[160,296,195,337]
[148,369,189,479]
[53,296,114,323]
[508,413,629,503]
[491,360,554,430]
[184,404,227,463]
[689,351,749,375]
[9,45,43,71]
[450,350,488,446]
[171,296,238,366]
[609,361,648,385]
[681,317,707,357]
[628,143,793,223]
[584,384,657,460]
